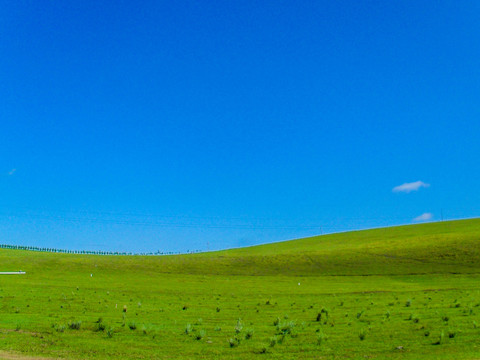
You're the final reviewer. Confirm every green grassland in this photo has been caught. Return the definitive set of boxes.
[1,219,480,359]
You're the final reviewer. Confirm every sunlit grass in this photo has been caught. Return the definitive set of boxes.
[0,218,479,359]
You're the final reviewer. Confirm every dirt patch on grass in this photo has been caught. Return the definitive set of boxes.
[0,351,59,360]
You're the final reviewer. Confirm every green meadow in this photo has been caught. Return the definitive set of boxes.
[1,219,480,359]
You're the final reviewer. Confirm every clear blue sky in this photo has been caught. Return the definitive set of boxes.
[1,1,479,253]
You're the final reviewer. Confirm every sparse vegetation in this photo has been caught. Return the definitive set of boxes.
[106,327,114,338]
[317,330,327,345]
[433,330,445,345]
[0,219,479,359]
[195,329,205,340]
[68,320,81,330]
[276,320,296,335]
[228,337,240,348]
[96,322,106,332]
[269,336,278,347]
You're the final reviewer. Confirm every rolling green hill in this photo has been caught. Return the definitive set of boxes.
[2,218,479,277]
[0,218,479,360]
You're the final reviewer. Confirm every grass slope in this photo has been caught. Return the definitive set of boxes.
[0,219,479,359]
[3,219,479,276]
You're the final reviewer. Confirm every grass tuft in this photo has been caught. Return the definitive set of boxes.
[68,321,81,330]
[317,330,327,345]
[244,328,254,339]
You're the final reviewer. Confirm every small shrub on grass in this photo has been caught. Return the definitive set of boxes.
[317,331,327,345]
[56,324,66,333]
[359,328,366,341]
[68,321,82,330]
[195,329,205,340]
[235,319,243,334]
[273,317,280,326]
[316,308,329,322]
[257,347,267,354]
[245,328,254,339]
[128,322,137,330]
[321,307,329,317]
[96,322,106,332]
[405,299,412,307]
[269,336,277,347]
[442,316,449,322]
[185,324,192,335]
[448,330,456,338]
[276,321,295,335]
[228,337,240,348]
[106,327,114,338]
[432,330,445,345]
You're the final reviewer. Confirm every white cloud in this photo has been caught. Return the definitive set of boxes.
[413,213,433,222]
[392,181,429,193]
[8,169,16,176]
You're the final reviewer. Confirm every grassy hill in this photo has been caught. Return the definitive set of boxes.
[0,218,479,359]
[2,218,479,276]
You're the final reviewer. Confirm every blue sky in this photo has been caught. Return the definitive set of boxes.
[1,1,479,253]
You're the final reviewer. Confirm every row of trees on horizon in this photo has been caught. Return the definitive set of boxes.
[0,244,203,256]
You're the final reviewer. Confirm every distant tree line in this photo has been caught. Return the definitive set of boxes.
[0,244,202,256]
